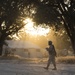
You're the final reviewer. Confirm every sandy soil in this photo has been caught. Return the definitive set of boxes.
[0,60,75,75]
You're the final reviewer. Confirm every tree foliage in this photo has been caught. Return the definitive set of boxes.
[0,0,75,55]
[32,0,75,54]
[0,0,38,55]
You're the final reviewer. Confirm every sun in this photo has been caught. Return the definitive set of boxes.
[23,18,50,36]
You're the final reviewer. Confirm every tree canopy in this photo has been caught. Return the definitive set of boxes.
[0,0,75,55]
[0,0,38,55]
[32,0,75,54]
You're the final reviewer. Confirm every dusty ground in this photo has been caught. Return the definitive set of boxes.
[0,60,75,75]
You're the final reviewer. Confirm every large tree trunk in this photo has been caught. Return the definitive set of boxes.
[72,44,75,55]
[70,35,75,55]
[0,42,3,56]
[67,29,75,55]
[63,22,75,55]
[0,44,3,56]
[0,40,8,56]
[0,35,7,56]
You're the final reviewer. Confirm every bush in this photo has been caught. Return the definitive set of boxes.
[57,56,75,64]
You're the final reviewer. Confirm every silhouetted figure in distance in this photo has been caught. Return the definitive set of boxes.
[44,41,57,70]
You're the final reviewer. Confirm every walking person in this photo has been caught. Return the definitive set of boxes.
[44,41,57,70]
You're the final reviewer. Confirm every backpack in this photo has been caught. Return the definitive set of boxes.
[49,45,57,56]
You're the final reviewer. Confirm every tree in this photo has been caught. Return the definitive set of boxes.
[0,0,37,55]
[32,0,75,54]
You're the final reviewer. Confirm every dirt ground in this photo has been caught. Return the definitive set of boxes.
[0,60,75,75]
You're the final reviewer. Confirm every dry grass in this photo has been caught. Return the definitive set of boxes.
[56,56,75,64]
[0,55,46,63]
[0,55,75,64]
[0,55,22,60]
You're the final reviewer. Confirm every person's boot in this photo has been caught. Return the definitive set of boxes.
[52,64,57,70]
[44,67,48,70]
[52,67,57,70]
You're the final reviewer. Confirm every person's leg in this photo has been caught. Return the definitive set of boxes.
[44,56,51,70]
[52,56,57,70]
[52,63,57,70]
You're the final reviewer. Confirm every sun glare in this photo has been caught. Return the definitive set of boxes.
[23,18,50,36]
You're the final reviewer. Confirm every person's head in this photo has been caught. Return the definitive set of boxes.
[48,41,52,45]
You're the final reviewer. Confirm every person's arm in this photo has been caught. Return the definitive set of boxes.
[46,48,49,51]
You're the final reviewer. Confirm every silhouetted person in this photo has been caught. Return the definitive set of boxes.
[44,41,57,70]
